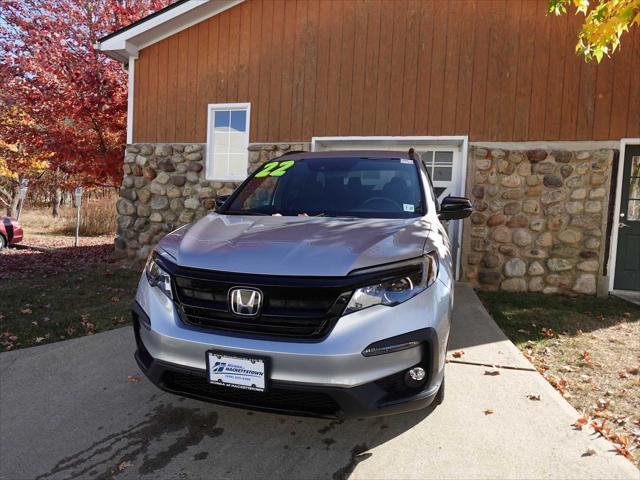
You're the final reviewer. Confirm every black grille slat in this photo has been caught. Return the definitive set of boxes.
[170,267,354,338]
[163,371,340,415]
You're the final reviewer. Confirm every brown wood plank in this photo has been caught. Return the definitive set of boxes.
[247,0,262,141]
[399,0,419,134]
[349,0,368,135]
[194,22,209,142]
[174,30,189,142]
[301,0,319,140]
[542,10,568,140]
[374,0,395,135]
[608,31,633,139]
[267,0,285,140]
[216,10,230,105]
[206,16,220,107]
[387,1,408,136]
[183,26,199,141]
[138,48,151,142]
[427,0,449,136]
[441,0,463,136]
[323,0,343,137]
[278,0,297,140]
[165,35,179,143]
[454,0,477,136]
[592,56,615,139]
[495,0,521,141]
[627,28,640,136]
[469,0,491,140]
[312,0,332,138]
[512,0,536,140]
[528,0,551,140]
[413,0,435,135]
[337,0,355,135]
[289,0,307,140]
[575,61,598,139]
[362,0,382,135]
[147,44,160,141]
[559,9,583,140]
[484,0,507,141]
[227,6,241,103]
[256,0,274,142]
[237,1,251,102]
[156,39,170,142]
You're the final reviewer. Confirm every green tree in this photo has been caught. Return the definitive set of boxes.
[549,0,640,61]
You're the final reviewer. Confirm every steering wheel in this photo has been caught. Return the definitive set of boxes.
[362,197,402,211]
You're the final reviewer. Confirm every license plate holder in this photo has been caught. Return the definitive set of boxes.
[206,351,268,392]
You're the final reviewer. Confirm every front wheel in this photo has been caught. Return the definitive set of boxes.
[435,376,445,405]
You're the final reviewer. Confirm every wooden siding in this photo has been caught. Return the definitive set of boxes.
[133,0,640,143]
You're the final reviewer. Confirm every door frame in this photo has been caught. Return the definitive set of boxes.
[310,135,469,280]
[608,137,640,293]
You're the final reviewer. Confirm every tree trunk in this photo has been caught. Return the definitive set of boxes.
[9,184,19,217]
[52,187,62,217]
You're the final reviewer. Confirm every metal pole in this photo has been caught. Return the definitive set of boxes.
[75,202,80,247]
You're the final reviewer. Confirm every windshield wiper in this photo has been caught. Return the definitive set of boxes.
[223,210,271,216]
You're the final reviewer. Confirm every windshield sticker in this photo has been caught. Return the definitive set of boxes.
[255,160,295,178]
[401,159,413,164]
[403,204,415,212]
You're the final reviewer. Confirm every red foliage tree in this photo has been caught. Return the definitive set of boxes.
[0,0,171,190]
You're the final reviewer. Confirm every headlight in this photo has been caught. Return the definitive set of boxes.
[145,253,173,299]
[344,252,439,315]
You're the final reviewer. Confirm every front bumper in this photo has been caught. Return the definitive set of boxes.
[133,305,441,419]
[132,269,451,418]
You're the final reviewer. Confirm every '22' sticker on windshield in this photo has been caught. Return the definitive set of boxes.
[255,160,295,178]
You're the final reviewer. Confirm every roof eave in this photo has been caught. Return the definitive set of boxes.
[94,0,244,63]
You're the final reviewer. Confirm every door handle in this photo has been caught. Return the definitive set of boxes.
[619,222,630,229]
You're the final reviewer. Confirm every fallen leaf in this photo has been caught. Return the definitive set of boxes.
[484,370,500,376]
[34,337,45,344]
[483,408,494,415]
[574,414,589,429]
[517,329,530,334]
[110,296,120,302]
[127,375,140,383]
[583,447,596,456]
[452,351,464,358]
[526,394,541,401]
[117,461,133,471]
[560,365,573,373]
[20,308,32,315]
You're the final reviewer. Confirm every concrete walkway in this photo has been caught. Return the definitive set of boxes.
[1,284,637,480]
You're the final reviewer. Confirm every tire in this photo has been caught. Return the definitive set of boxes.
[435,376,445,405]
[0,234,6,251]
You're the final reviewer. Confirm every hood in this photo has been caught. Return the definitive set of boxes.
[159,214,434,276]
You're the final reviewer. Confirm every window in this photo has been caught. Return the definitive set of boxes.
[206,103,250,181]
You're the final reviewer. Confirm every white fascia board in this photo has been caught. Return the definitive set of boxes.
[94,0,244,63]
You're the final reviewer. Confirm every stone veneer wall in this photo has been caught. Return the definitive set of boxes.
[461,147,614,295]
[115,142,309,260]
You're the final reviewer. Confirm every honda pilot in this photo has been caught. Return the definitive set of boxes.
[132,151,472,418]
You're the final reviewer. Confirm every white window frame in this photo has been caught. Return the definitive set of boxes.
[206,102,251,182]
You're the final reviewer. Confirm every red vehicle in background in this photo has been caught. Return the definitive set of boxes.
[0,217,23,250]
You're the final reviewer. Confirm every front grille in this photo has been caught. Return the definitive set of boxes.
[162,371,340,415]
[167,266,357,338]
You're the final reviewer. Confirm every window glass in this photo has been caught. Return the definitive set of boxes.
[629,157,640,221]
[208,105,249,180]
[433,151,453,181]
[226,157,425,219]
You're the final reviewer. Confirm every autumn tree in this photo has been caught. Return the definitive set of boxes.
[550,0,640,61]
[0,0,171,214]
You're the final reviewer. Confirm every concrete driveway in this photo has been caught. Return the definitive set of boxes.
[1,284,637,480]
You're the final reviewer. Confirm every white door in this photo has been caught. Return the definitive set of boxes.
[311,137,468,278]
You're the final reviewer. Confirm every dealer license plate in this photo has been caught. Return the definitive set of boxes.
[207,352,267,392]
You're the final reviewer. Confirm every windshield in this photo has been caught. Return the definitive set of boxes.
[223,156,425,218]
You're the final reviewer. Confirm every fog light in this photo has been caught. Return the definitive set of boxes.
[404,366,427,388]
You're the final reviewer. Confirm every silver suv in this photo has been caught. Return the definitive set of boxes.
[132,151,472,418]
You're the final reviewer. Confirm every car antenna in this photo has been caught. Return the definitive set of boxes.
[408,148,421,161]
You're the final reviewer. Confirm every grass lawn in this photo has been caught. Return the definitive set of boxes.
[478,291,640,465]
[0,263,141,352]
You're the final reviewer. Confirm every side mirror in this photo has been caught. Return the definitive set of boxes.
[438,196,472,221]
[215,195,230,209]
